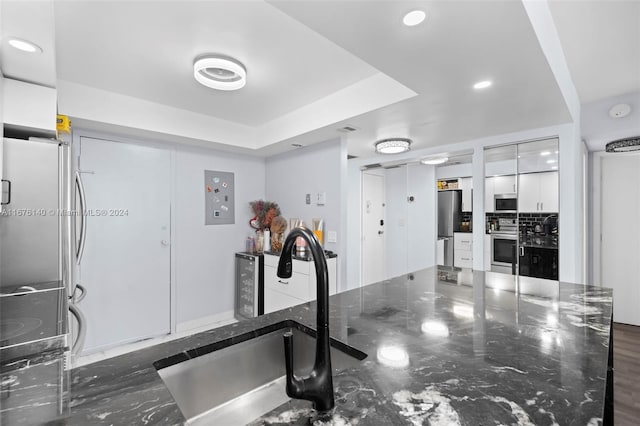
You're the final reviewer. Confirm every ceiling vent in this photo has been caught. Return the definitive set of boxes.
[362,163,382,170]
[337,125,359,133]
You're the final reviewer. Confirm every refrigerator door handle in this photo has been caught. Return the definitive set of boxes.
[69,302,87,356]
[70,283,86,303]
[1,179,10,205]
[75,171,87,264]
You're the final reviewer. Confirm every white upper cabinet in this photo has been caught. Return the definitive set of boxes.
[485,175,516,213]
[494,175,516,194]
[459,177,473,212]
[518,171,558,213]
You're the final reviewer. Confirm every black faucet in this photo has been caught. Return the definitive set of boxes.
[278,226,334,412]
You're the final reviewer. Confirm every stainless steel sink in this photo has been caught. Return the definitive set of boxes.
[154,321,366,426]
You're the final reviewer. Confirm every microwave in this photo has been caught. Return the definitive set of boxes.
[494,194,517,212]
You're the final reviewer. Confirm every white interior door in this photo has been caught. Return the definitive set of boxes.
[362,172,385,285]
[601,155,640,326]
[79,137,171,352]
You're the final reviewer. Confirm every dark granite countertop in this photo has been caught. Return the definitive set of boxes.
[1,268,612,425]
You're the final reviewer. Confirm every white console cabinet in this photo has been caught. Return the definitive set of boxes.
[264,254,337,314]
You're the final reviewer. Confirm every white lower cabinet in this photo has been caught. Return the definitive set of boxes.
[264,254,337,314]
[453,233,473,269]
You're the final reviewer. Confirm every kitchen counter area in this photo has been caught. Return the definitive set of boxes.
[1,268,613,425]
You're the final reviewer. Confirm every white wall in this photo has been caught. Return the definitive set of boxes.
[407,163,437,273]
[265,138,347,289]
[72,128,265,328]
[174,147,265,325]
[587,92,640,285]
[384,167,408,279]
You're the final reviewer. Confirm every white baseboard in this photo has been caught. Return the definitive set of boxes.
[175,310,236,333]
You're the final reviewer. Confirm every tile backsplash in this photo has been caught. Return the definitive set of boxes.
[485,212,558,234]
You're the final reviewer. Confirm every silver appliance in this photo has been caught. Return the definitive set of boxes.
[494,193,517,213]
[235,252,264,320]
[490,218,518,274]
[437,190,462,267]
[0,137,86,361]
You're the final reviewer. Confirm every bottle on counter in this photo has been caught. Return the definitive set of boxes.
[296,220,307,256]
[263,228,271,252]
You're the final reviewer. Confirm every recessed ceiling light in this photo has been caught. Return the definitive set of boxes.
[8,37,42,53]
[551,166,558,170]
[546,159,556,164]
[403,10,426,26]
[421,157,448,165]
[540,151,551,156]
[375,138,411,154]
[193,55,246,91]
[473,80,492,90]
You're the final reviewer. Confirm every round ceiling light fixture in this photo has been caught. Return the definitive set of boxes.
[421,156,448,165]
[8,37,42,53]
[609,103,631,118]
[403,10,426,26]
[375,138,412,154]
[605,136,640,153]
[193,55,246,91]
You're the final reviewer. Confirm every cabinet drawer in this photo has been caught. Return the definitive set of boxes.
[264,265,310,301]
[454,233,472,250]
[454,250,473,269]
[264,287,305,314]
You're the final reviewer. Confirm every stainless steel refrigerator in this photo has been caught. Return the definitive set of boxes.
[1,137,86,361]
[437,190,462,267]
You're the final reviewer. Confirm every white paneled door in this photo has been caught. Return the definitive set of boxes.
[601,155,640,326]
[79,137,171,352]
[362,172,385,286]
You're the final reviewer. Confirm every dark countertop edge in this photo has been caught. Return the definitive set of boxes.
[237,251,338,261]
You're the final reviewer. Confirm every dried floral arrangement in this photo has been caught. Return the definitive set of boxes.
[249,200,281,230]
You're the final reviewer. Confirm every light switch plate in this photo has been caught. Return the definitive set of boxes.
[306,194,311,204]
[317,192,326,205]
[327,231,337,243]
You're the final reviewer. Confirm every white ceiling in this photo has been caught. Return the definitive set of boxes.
[548,0,640,104]
[1,0,638,157]
[53,0,379,127]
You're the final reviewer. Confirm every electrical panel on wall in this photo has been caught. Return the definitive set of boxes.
[204,170,235,225]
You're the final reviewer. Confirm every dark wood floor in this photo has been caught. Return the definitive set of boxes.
[614,322,640,426]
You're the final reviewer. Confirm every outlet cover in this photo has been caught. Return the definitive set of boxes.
[305,194,311,204]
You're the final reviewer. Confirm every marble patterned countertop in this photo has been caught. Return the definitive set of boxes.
[0,268,613,425]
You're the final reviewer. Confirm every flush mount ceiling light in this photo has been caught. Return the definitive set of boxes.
[193,55,246,91]
[403,10,426,26]
[609,103,631,118]
[375,138,411,154]
[606,136,640,153]
[421,156,448,165]
[8,37,42,53]
[540,151,551,156]
[473,80,492,90]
